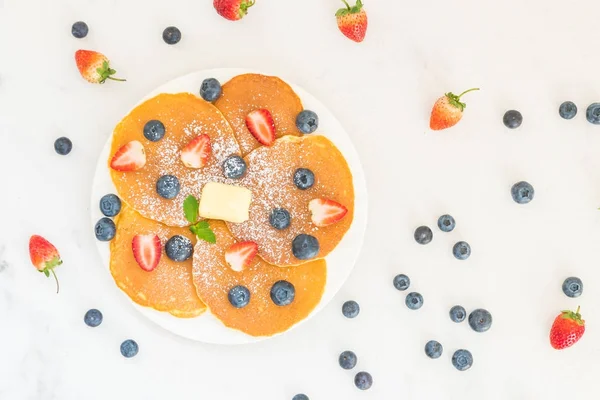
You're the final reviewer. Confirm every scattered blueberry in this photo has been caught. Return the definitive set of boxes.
[295,110,319,134]
[292,395,309,400]
[292,234,320,260]
[453,241,471,260]
[228,285,251,308]
[165,235,193,262]
[200,78,223,102]
[269,208,291,230]
[270,280,295,306]
[559,101,577,120]
[84,309,103,327]
[222,155,247,179]
[156,175,180,199]
[293,168,315,190]
[511,181,535,204]
[468,308,492,333]
[339,350,358,370]
[425,340,443,359]
[405,292,423,310]
[99,194,121,217]
[342,300,360,318]
[503,110,523,129]
[452,349,473,371]
[143,120,166,142]
[393,274,410,291]
[414,226,433,245]
[449,305,466,323]
[95,217,116,241]
[354,371,373,390]
[120,339,139,358]
[562,277,583,298]
[162,26,181,45]
[586,103,600,124]
[437,215,456,232]
[54,137,72,155]
[71,21,89,38]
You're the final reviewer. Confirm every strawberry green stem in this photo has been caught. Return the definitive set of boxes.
[457,88,480,99]
[50,269,60,294]
[576,305,580,314]
[107,76,126,82]
[341,0,351,9]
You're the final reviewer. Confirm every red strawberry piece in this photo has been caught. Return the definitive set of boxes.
[110,140,146,172]
[429,88,479,131]
[213,0,255,21]
[74,50,125,84]
[336,0,368,43]
[245,109,276,146]
[225,241,258,272]
[29,235,62,293]
[308,198,348,227]
[549,306,586,350]
[180,134,212,169]
[132,234,162,272]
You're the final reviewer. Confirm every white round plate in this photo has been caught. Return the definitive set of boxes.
[91,68,368,344]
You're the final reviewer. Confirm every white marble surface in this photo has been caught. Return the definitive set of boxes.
[2,0,600,399]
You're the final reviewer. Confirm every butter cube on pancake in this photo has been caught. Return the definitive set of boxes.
[198,182,252,223]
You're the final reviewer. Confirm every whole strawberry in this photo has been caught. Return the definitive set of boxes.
[429,88,479,131]
[29,235,62,293]
[336,0,368,43]
[75,50,125,84]
[549,307,585,350]
[214,0,254,21]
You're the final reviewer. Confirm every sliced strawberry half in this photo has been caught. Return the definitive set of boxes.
[132,234,162,272]
[308,198,348,227]
[225,241,258,272]
[245,109,276,146]
[110,141,146,171]
[180,134,211,168]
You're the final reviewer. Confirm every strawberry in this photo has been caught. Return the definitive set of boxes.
[429,88,480,131]
[245,109,276,146]
[29,235,62,293]
[225,241,258,272]
[336,0,368,43]
[213,0,254,21]
[180,134,212,169]
[110,141,146,172]
[308,198,348,227]
[550,307,585,350]
[74,50,125,84]
[132,234,162,272]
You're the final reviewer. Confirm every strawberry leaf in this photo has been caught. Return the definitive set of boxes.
[43,269,50,277]
[183,195,199,224]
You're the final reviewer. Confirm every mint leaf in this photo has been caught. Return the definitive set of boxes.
[189,221,216,244]
[183,195,199,224]
[195,220,209,229]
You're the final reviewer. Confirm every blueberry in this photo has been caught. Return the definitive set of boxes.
[292,395,309,400]
[449,305,466,323]
[71,21,89,38]
[222,155,247,179]
[425,340,443,359]
[414,226,433,245]
[342,300,360,318]
[354,371,373,390]
[405,292,423,310]
[95,217,116,241]
[84,309,103,327]
[200,78,223,102]
[162,26,181,45]
[143,120,165,142]
[452,349,473,371]
[293,168,315,190]
[339,350,358,370]
[453,241,471,260]
[503,110,523,129]
[292,234,319,260]
[511,181,535,204]
[165,235,193,262]
[586,103,600,124]
[393,274,410,291]
[228,285,251,308]
[468,308,492,333]
[156,175,180,199]
[270,280,295,306]
[269,208,291,230]
[54,137,72,155]
[559,101,577,120]
[120,339,139,358]
[295,110,319,134]
[437,215,456,232]
[562,277,583,298]
[99,194,121,217]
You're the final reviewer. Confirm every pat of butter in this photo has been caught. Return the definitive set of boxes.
[199,182,252,223]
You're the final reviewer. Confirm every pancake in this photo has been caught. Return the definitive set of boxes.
[214,73,304,156]
[109,93,241,227]
[110,205,206,318]
[227,135,354,266]
[192,221,326,337]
